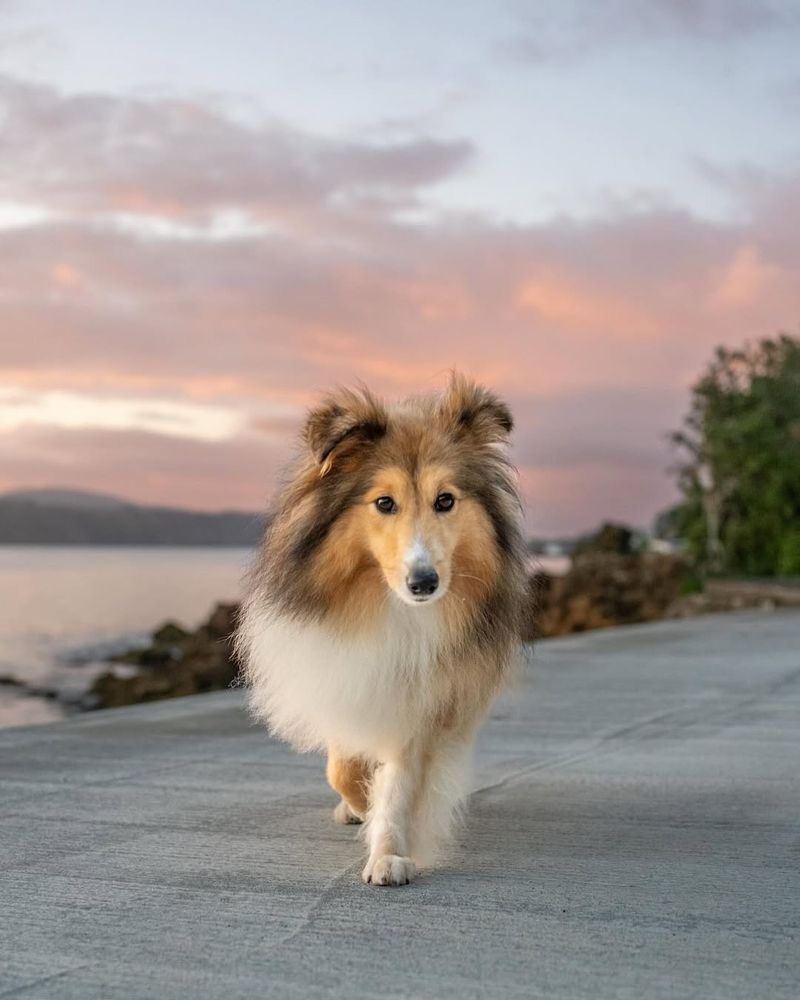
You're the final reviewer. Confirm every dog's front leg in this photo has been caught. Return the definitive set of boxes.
[361,745,422,886]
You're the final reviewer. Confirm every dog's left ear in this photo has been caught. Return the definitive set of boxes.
[304,386,388,472]
[438,373,513,444]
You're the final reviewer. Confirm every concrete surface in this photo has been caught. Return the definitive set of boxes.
[1,610,799,1000]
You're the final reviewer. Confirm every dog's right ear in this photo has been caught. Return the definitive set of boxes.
[304,386,388,473]
[438,372,513,446]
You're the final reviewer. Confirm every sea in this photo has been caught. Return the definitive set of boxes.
[0,546,569,730]
[0,546,254,729]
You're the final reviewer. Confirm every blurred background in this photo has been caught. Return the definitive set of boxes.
[1,0,798,725]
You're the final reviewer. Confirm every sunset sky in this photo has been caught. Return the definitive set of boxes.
[1,0,799,535]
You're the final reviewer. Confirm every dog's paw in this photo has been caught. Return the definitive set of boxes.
[362,854,416,886]
[333,800,363,825]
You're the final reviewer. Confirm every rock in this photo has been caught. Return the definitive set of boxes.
[0,674,26,688]
[134,645,180,667]
[522,553,688,641]
[90,602,241,710]
[152,621,190,644]
[572,522,637,558]
[205,603,238,639]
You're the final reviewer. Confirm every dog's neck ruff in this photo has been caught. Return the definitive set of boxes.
[241,594,446,759]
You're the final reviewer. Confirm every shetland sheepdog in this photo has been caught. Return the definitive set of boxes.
[236,374,527,886]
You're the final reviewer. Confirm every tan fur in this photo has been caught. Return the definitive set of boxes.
[326,751,372,817]
[237,374,527,886]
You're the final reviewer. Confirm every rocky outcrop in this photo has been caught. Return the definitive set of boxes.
[571,521,637,558]
[524,552,688,641]
[90,604,239,709]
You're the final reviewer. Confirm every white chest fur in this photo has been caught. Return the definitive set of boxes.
[242,599,445,759]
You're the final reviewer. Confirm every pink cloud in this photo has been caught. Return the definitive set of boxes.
[1,74,799,533]
[708,244,780,310]
[0,425,287,512]
[515,268,659,339]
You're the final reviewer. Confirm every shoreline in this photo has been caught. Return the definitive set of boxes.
[4,557,799,729]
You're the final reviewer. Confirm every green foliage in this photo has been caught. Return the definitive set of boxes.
[679,572,705,596]
[670,333,800,576]
[778,528,800,577]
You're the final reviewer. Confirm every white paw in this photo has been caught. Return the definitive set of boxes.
[333,800,363,825]
[362,854,416,886]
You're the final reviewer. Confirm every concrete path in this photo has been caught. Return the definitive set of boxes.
[1,611,799,999]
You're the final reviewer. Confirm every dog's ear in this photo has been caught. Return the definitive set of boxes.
[304,386,388,472]
[438,372,513,445]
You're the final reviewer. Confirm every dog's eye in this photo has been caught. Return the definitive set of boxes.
[434,492,455,512]
[375,496,397,514]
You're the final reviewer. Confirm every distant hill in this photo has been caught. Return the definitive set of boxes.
[0,489,265,546]
[2,488,136,510]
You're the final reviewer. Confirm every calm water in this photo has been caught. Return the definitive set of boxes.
[0,546,254,728]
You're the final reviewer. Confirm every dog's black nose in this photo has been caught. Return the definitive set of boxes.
[406,567,439,597]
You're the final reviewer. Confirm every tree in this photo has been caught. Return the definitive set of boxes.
[670,334,800,576]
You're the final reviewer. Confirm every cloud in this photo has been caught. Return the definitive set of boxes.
[775,75,800,114]
[1,73,799,533]
[632,0,788,38]
[0,74,473,230]
[0,387,249,442]
[515,268,658,339]
[708,244,781,310]
[501,0,796,64]
[0,424,287,512]
[0,2,57,62]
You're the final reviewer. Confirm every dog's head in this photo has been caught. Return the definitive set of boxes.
[299,374,519,611]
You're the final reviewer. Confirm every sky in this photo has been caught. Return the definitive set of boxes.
[1,0,799,535]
